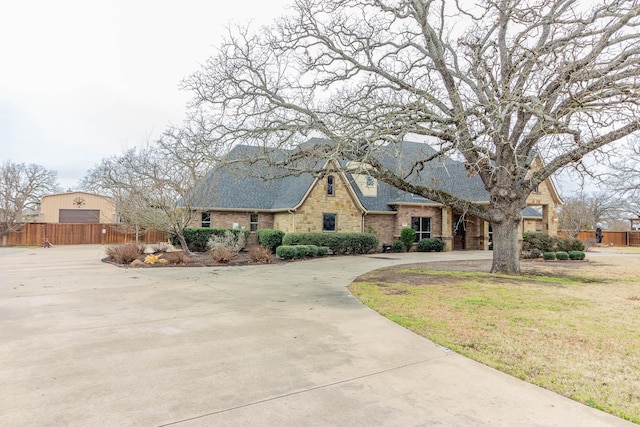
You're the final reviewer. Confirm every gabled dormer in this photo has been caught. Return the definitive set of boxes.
[346,161,377,197]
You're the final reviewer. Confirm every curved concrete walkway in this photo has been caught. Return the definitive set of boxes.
[0,246,632,426]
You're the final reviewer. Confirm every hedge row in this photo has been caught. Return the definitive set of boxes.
[522,232,585,259]
[416,238,445,252]
[282,232,379,254]
[543,251,586,260]
[171,228,250,252]
[276,245,329,259]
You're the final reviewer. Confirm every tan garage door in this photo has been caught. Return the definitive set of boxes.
[59,209,101,223]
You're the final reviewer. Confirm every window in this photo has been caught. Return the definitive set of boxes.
[323,213,336,232]
[327,175,335,196]
[366,175,375,187]
[250,213,259,232]
[411,217,431,242]
[201,212,211,228]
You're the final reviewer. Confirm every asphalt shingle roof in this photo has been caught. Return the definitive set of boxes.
[191,145,314,210]
[192,139,491,212]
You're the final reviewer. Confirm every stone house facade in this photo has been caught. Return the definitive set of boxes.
[191,140,561,251]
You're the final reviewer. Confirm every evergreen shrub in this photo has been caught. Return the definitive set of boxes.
[257,229,285,252]
[568,251,586,260]
[391,240,405,253]
[282,232,378,254]
[416,238,445,252]
[400,228,416,252]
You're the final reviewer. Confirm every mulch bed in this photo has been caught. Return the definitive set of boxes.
[102,251,290,268]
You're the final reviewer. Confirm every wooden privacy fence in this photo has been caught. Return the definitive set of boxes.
[4,223,168,246]
[560,230,640,247]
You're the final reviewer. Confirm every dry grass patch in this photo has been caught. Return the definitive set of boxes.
[350,257,640,423]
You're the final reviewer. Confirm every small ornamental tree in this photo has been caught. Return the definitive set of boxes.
[400,228,416,252]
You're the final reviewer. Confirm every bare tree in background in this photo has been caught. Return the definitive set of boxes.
[182,0,640,274]
[606,141,640,223]
[0,161,60,246]
[82,128,215,254]
[558,192,622,237]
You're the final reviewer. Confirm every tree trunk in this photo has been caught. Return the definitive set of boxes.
[175,231,192,256]
[490,219,521,275]
[1,233,7,247]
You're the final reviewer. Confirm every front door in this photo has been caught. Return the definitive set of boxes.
[453,214,466,250]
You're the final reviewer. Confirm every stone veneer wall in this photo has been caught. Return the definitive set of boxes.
[291,173,364,233]
[525,158,560,236]
[273,212,295,234]
[523,218,543,233]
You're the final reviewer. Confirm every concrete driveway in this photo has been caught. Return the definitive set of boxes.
[0,246,632,426]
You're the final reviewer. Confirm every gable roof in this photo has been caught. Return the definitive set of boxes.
[40,191,114,202]
[192,139,550,213]
[371,140,490,205]
[190,145,314,211]
[522,206,542,218]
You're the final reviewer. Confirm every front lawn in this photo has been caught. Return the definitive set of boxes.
[350,258,640,423]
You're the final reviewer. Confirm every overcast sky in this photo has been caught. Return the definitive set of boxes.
[1,0,599,196]
[1,0,291,190]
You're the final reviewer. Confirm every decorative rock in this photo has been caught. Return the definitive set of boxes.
[130,259,145,267]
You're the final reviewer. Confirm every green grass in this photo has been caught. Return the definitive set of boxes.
[350,266,640,423]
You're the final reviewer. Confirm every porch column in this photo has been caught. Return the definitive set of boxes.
[441,206,453,252]
[542,204,558,236]
[482,220,490,250]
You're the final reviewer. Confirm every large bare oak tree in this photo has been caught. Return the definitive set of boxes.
[182,0,640,274]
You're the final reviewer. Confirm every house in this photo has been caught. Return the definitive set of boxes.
[522,206,544,233]
[39,191,117,223]
[191,139,561,251]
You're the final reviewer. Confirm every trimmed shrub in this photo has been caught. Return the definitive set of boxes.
[316,246,329,256]
[391,240,405,253]
[276,245,299,259]
[211,246,236,263]
[171,228,215,252]
[521,248,542,259]
[543,252,556,260]
[555,251,569,260]
[105,243,144,264]
[283,233,325,247]
[400,228,416,252]
[416,238,445,252]
[557,238,586,252]
[569,250,586,260]
[282,232,379,255]
[522,232,555,253]
[249,246,272,263]
[296,245,319,257]
[257,229,285,252]
[522,233,585,254]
